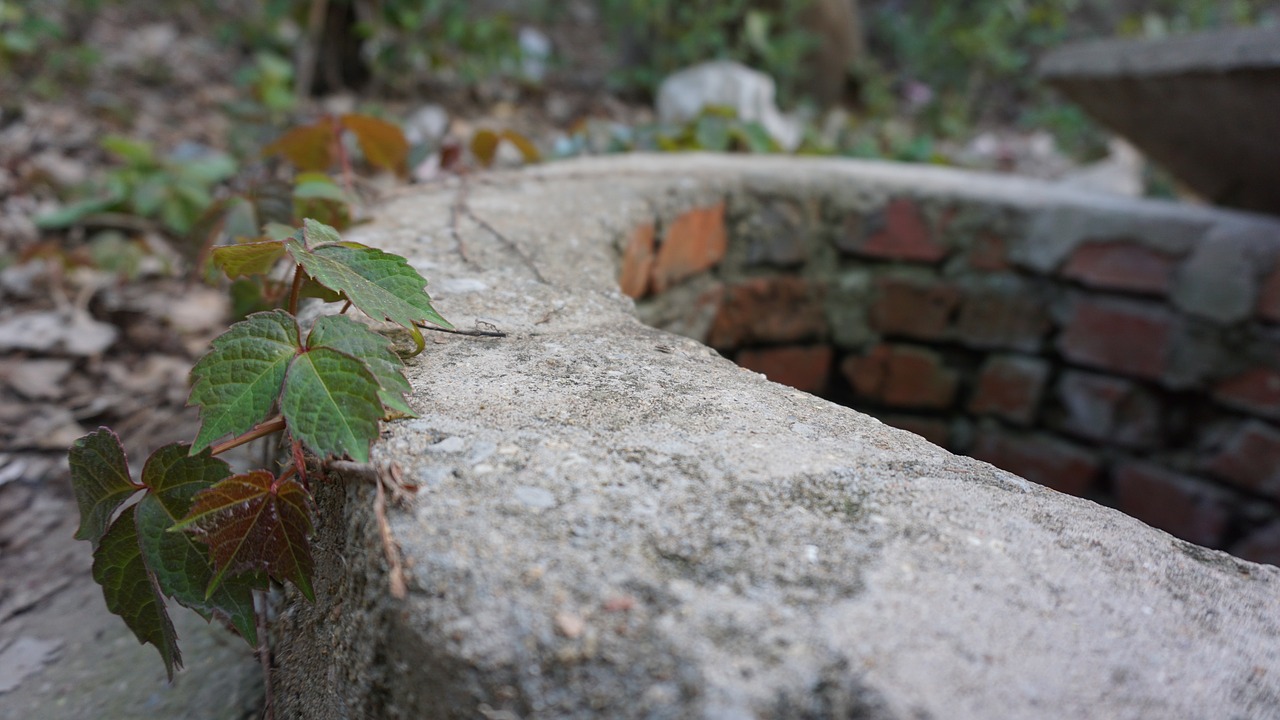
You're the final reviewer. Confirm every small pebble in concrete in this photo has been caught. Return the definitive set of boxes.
[512,485,556,509]
[468,441,497,465]
[427,436,467,454]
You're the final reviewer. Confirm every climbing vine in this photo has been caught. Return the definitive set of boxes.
[63,113,449,703]
[67,216,449,681]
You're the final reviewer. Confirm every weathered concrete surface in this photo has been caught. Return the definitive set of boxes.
[1041,26,1280,215]
[274,155,1280,719]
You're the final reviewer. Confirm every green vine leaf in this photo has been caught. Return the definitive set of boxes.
[68,427,138,546]
[209,239,287,279]
[282,347,384,462]
[135,444,262,645]
[174,471,316,602]
[189,310,301,454]
[307,315,415,417]
[92,511,182,680]
[287,219,452,355]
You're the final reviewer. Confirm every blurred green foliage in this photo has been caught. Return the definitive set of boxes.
[36,136,238,237]
[599,0,815,102]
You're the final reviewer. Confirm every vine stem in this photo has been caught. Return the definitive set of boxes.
[287,264,305,316]
[333,114,355,195]
[209,416,287,457]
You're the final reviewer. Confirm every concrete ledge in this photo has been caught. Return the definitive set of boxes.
[273,156,1280,719]
[1040,26,1280,214]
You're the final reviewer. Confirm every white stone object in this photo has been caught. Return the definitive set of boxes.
[656,60,802,151]
[518,26,553,83]
[401,103,450,148]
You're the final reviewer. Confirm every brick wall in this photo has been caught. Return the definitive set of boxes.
[623,191,1280,566]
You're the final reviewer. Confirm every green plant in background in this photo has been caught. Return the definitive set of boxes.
[355,0,523,92]
[871,0,1078,128]
[36,136,238,238]
[1116,0,1268,36]
[0,0,63,62]
[236,50,298,119]
[599,0,816,102]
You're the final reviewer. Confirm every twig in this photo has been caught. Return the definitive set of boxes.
[449,177,473,265]
[75,212,161,234]
[413,321,508,338]
[447,175,546,283]
[254,589,273,720]
[325,461,411,599]
[293,0,327,100]
[462,204,548,283]
[374,477,407,600]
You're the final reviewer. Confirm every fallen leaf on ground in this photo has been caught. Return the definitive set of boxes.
[11,407,87,450]
[0,359,74,400]
[0,311,118,357]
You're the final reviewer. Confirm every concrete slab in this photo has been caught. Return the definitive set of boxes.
[272,155,1280,719]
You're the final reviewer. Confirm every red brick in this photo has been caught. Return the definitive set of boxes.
[883,414,951,447]
[840,199,948,263]
[968,355,1050,425]
[705,277,827,349]
[1061,241,1177,295]
[1214,366,1280,419]
[1257,261,1280,323]
[736,345,833,395]
[1055,370,1162,448]
[1206,420,1280,499]
[968,232,1010,272]
[1231,520,1280,567]
[1112,462,1230,547]
[1057,298,1175,381]
[841,344,958,409]
[970,429,1100,496]
[652,203,727,293]
[869,275,960,340]
[618,221,655,299]
[955,276,1050,352]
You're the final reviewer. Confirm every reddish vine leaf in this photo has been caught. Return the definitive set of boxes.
[340,114,408,175]
[471,129,500,167]
[470,129,540,168]
[189,310,301,453]
[68,427,139,546]
[92,511,182,680]
[134,444,262,645]
[287,219,452,354]
[500,129,541,163]
[307,314,415,417]
[209,239,287,279]
[263,122,334,172]
[282,347,384,462]
[174,471,316,602]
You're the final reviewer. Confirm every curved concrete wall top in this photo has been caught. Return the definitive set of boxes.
[274,155,1280,720]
